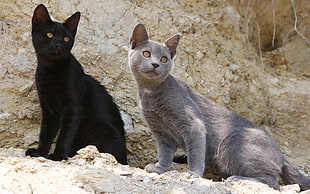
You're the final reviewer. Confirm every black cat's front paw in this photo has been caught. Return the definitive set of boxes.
[25,148,41,157]
[48,153,68,161]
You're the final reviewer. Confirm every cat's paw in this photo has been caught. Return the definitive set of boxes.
[145,163,167,174]
[48,153,67,161]
[25,148,41,157]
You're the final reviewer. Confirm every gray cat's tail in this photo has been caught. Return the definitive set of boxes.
[281,160,310,191]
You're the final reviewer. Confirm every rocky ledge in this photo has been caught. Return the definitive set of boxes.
[0,146,308,194]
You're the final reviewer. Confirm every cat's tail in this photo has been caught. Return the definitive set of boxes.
[281,160,310,191]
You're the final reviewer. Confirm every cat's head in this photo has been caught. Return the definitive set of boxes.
[129,24,180,84]
[31,4,80,60]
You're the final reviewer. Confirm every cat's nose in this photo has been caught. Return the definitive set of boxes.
[56,42,63,48]
[151,63,159,68]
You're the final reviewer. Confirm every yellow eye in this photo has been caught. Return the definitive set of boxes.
[160,56,168,63]
[46,32,54,38]
[143,51,151,58]
[64,37,70,42]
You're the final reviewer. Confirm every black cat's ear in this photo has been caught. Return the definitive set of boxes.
[32,4,53,28]
[164,34,180,59]
[65,12,81,37]
[130,24,149,49]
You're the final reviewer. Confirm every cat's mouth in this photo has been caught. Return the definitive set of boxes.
[143,70,157,74]
[142,69,159,77]
[140,65,162,78]
[49,48,67,58]
[54,48,64,55]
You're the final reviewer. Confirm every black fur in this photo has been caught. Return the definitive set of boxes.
[25,4,127,164]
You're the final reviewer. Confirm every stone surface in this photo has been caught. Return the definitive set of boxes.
[0,146,304,193]
[0,0,309,189]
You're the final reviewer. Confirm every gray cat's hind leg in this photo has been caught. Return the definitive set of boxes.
[216,127,284,190]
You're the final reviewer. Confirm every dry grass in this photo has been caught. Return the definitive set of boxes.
[283,0,310,47]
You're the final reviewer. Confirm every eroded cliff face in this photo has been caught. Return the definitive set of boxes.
[0,0,309,171]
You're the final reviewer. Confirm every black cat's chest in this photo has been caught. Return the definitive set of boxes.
[36,64,72,93]
[35,62,85,114]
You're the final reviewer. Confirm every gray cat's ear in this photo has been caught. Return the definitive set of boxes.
[32,4,53,28]
[65,12,81,37]
[130,24,149,49]
[164,34,180,59]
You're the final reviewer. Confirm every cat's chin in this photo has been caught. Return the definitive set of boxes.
[52,51,67,58]
[47,52,69,60]
[141,70,165,80]
[143,74,166,82]
[143,72,159,79]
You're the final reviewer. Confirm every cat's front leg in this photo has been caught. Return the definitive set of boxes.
[145,135,177,174]
[26,111,60,158]
[50,105,81,161]
[185,122,206,176]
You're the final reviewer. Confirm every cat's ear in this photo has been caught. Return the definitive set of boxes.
[65,12,81,37]
[130,24,149,49]
[32,4,53,28]
[164,34,180,59]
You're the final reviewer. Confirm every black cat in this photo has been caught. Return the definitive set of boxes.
[25,4,127,164]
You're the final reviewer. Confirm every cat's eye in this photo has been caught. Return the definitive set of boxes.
[64,36,70,42]
[143,51,151,58]
[46,32,54,38]
[160,56,168,63]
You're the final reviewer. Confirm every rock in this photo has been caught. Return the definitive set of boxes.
[74,168,124,193]
[300,190,310,194]
[0,147,309,193]
[280,184,300,193]
[73,145,119,166]
[75,145,102,161]
[229,64,240,71]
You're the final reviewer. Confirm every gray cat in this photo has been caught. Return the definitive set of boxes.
[128,24,310,190]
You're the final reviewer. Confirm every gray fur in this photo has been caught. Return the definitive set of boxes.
[128,24,310,190]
